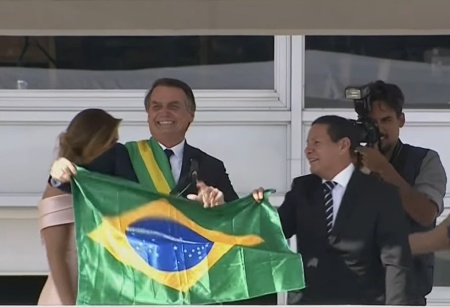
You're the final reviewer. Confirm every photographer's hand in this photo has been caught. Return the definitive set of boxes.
[355,146,390,175]
[357,145,439,227]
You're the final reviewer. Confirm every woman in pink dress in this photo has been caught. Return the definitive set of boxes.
[37,108,130,305]
[38,192,77,305]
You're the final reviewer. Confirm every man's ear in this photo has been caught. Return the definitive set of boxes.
[186,112,195,130]
[339,137,351,152]
[399,112,405,128]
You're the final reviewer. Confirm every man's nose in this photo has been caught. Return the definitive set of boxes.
[158,108,172,115]
[377,123,387,134]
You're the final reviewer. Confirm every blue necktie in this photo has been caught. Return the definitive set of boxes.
[164,149,174,169]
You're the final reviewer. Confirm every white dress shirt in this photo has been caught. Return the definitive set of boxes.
[159,140,185,184]
[322,163,355,226]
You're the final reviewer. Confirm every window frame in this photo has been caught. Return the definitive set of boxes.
[0,36,291,111]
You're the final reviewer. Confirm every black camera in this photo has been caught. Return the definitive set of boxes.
[344,83,381,147]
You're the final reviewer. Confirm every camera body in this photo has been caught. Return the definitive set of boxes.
[344,83,381,147]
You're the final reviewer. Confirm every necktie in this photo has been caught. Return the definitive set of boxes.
[164,149,174,169]
[323,181,337,235]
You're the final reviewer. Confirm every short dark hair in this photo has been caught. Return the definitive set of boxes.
[312,115,359,151]
[369,80,404,116]
[144,78,196,113]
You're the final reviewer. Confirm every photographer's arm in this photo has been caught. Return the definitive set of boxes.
[379,150,446,226]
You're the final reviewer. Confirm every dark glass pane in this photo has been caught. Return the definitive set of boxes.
[0,276,46,304]
[0,36,274,90]
[305,35,450,108]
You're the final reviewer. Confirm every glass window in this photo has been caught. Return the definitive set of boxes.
[0,36,274,90]
[305,35,450,108]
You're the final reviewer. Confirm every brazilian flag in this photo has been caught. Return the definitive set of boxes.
[72,167,305,305]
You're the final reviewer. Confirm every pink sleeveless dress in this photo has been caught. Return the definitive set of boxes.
[37,195,78,305]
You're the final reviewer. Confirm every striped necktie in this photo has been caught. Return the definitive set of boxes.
[323,181,337,235]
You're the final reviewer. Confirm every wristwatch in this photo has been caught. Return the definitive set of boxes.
[50,177,63,187]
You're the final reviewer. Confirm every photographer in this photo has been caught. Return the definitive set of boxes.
[355,80,447,306]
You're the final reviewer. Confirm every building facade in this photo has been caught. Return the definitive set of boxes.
[0,1,450,305]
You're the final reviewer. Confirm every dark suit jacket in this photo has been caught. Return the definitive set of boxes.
[171,142,239,202]
[51,141,239,202]
[278,170,412,305]
[49,142,139,193]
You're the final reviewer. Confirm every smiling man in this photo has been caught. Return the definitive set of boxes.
[356,80,447,306]
[134,78,239,204]
[50,78,238,206]
[255,115,412,305]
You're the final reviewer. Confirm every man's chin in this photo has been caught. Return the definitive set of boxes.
[309,164,319,176]
[379,143,393,155]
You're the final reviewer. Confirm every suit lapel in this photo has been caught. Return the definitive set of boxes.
[171,143,199,194]
[331,170,361,236]
[179,143,195,182]
[306,176,329,238]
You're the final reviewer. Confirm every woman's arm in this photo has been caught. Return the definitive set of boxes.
[41,224,75,305]
[409,215,450,255]
[40,185,76,305]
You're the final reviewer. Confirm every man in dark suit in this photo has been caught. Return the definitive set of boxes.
[50,78,237,204]
[49,77,277,305]
[255,115,412,305]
